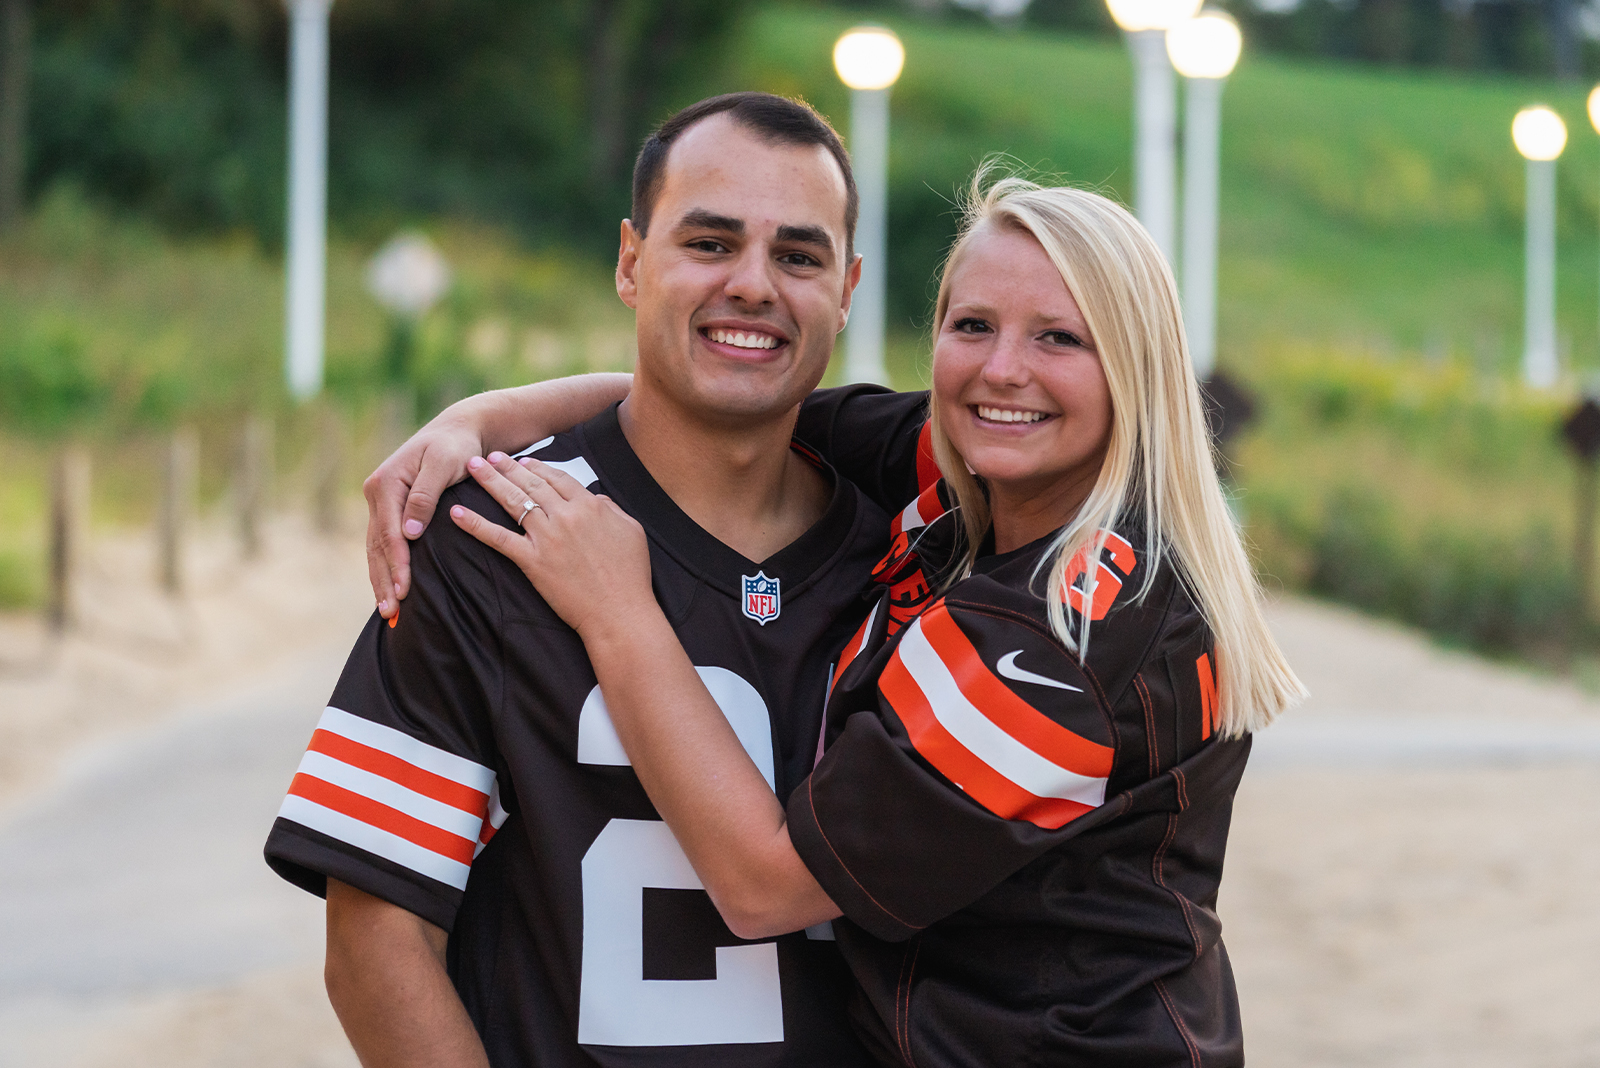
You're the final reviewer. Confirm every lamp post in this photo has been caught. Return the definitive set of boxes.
[833,26,904,385]
[1106,0,1201,262]
[284,0,333,401]
[1167,11,1241,380]
[1513,106,1567,390]
[1587,85,1600,348]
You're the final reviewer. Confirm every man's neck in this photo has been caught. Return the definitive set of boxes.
[616,391,831,563]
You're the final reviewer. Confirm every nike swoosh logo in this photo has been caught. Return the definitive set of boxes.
[996,650,1082,692]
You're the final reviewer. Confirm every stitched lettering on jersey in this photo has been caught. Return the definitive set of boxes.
[1060,531,1137,623]
[871,482,947,635]
[878,602,1113,829]
[277,706,501,890]
[1196,651,1218,741]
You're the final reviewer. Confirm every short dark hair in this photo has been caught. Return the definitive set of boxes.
[631,92,859,261]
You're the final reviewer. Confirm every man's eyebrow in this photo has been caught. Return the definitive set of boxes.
[776,224,834,254]
[674,209,744,233]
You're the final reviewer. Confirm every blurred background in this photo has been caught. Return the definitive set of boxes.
[1,1,1598,1066]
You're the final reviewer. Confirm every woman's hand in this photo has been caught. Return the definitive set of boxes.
[366,411,485,620]
[448,453,653,637]
[363,373,635,620]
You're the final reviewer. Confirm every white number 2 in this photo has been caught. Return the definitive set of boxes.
[575,667,785,1047]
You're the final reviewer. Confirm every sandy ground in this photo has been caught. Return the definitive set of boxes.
[0,522,1597,1067]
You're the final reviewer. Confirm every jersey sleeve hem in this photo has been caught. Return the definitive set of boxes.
[787,776,922,943]
[265,818,461,933]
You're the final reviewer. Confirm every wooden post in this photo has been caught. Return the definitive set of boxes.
[1579,456,1598,623]
[314,405,342,535]
[158,427,198,595]
[237,414,272,559]
[1562,398,1600,628]
[45,445,87,632]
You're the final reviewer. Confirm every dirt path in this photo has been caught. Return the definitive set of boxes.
[0,531,1596,1067]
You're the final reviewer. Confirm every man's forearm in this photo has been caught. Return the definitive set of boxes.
[325,879,490,1068]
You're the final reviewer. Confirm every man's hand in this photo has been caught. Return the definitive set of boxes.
[364,415,484,619]
[324,878,490,1067]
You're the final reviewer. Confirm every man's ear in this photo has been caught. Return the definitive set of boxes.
[616,220,642,310]
[837,253,863,333]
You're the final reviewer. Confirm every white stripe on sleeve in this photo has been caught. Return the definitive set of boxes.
[315,707,495,792]
[896,617,1107,808]
[277,794,473,890]
[295,750,486,840]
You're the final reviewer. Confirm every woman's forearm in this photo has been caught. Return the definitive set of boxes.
[462,373,633,454]
[581,609,840,940]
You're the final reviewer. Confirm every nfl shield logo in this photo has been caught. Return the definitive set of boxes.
[741,571,781,626]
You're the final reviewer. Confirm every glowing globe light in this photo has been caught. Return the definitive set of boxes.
[1513,106,1568,161]
[833,28,905,92]
[1166,11,1242,80]
[1588,85,1600,135]
[1106,0,1203,33]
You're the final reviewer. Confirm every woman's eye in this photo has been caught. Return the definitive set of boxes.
[1043,330,1085,347]
[952,317,991,334]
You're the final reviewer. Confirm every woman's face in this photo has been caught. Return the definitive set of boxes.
[932,222,1114,523]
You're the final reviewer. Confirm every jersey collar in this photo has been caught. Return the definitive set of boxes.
[574,404,865,601]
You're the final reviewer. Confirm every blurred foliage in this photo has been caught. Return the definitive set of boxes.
[1234,348,1587,662]
[27,0,742,246]
[0,184,627,437]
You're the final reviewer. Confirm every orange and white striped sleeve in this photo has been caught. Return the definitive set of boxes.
[265,504,508,931]
[788,598,1121,941]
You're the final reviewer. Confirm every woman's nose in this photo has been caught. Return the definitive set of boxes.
[981,334,1030,387]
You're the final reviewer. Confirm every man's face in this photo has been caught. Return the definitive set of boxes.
[617,113,860,426]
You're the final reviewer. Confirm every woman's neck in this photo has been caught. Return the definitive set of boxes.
[986,472,1098,554]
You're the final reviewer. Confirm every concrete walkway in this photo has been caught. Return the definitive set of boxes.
[0,648,354,1068]
[0,594,1597,1066]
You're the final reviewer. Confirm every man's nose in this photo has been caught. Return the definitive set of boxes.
[724,246,778,307]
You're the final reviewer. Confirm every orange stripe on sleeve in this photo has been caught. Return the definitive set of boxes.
[918,605,1114,778]
[309,729,490,816]
[879,652,1096,830]
[288,773,479,865]
[831,612,874,694]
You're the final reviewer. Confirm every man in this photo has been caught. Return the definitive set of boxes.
[265,93,889,1067]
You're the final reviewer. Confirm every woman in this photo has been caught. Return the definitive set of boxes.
[447,175,1304,1065]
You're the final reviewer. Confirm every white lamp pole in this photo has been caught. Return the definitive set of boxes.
[1167,11,1241,379]
[1587,85,1600,349]
[834,26,905,386]
[1107,0,1200,262]
[1513,106,1567,390]
[285,0,333,401]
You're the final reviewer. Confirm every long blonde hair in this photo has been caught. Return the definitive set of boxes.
[927,170,1305,736]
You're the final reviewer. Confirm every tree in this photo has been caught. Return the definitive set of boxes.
[0,0,29,228]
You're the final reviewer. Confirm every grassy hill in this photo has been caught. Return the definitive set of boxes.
[721,5,1600,378]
